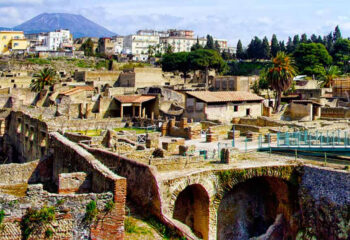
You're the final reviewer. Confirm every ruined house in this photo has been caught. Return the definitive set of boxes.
[184,91,264,123]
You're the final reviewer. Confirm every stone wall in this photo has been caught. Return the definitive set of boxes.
[50,132,126,240]
[79,144,162,216]
[321,107,350,119]
[0,160,52,185]
[0,184,116,240]
[298,165,350,240]
[5,111,50,162]
[289,102,313,121]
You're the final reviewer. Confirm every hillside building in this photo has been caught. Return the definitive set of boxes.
[0,31,28,55]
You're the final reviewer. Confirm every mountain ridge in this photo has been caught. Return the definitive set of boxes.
[10,13,116,38]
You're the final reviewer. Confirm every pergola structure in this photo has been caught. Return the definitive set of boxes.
[113,95,156,118]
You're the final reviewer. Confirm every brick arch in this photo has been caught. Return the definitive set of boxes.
[214,166,299,240]
[173,184,210,240]
[213,165,296,206]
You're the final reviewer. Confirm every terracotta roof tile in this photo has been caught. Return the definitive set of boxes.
[114,95,156,103]
[186,91,263,103]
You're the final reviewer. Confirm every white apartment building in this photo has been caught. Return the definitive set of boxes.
[123,33,160,61]
[27,29,73,52]
[160,36,206,53]
[112,36,124,54]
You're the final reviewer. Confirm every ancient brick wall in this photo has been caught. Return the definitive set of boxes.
[0,184,116,240]
[50,132,126,239]
[0,160,41,185]
[321,107,350,119]
[5,111,50,163]
[80,145,162,216]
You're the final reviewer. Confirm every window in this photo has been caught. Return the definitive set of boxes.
[234,105,238,112]
[246,108,251,116]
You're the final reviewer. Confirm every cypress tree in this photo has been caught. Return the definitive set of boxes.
[293,35,300,49]
[286,37,294,54]
[205,35,214,49]
[279,41,286,52]
[301,33,308,43]
[271,34,280,57]
[262,37,271,59]
[333,25,342,42]
[236,40,244,59]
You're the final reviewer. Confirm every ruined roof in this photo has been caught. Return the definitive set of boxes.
[113,95,156,103]
[186,91,264,103]
[60,86,94,96]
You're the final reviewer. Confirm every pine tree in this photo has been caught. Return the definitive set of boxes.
[317,35,323,44]
[271,34,280,57]
[247,37,263,60]
[262,37,271,59]
[236,40,245,59]
[333,25,342,42]
[325,32,334,53]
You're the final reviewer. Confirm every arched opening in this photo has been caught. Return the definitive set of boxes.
[217,177,298,240]
[173,184,209,240]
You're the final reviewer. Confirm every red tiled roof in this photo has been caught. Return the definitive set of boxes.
[114,95,156,103]
[186,91,264,103]
[60,86,94,96]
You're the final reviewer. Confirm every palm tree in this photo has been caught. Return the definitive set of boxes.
[321,66,341,88]
[31,68,57,92]
[267,52,297,112]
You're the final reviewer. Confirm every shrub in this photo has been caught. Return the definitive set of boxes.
[45,228,54,238]
[84,200,98,224]
[0,209,4,225]
[21,206,56,239]
[56,199,65,206]
[104,200,115,212]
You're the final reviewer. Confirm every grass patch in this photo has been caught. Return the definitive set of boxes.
[76,59,95,68]
[113,127,158,134]
[68,129,102,137]
[84,200,98,224]
[26,58,51,65]
[125,217,151,235]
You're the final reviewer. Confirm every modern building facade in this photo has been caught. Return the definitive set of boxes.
[0,31,28,55]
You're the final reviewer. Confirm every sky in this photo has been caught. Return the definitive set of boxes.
[1,0,350,46]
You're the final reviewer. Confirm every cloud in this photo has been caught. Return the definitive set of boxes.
[0,0,349,46]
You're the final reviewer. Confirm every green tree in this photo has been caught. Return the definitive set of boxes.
[301,33,308,43]
[267,52,297,111]
[271,34,280,57]
[31,68,57,92]
[286,37,294,54]
[279,41,286,52]
[162,52,191,82]
[80,38,95,56]
[165,45,173,54]
[221,50,232,60]
[247,36,263,60]
[320,65,341,88]
[188,49,227,89]
[214,40,221,52]
[293,43,332,78]
[292,35,300,50]
[333,38,350,72]
[333,25,342,42]
[324,33,334,53]
[205,35,214,49]
[236,40,245,59]
[191,37,203,51]
[262,37,271,59]
[310,34,318,43]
